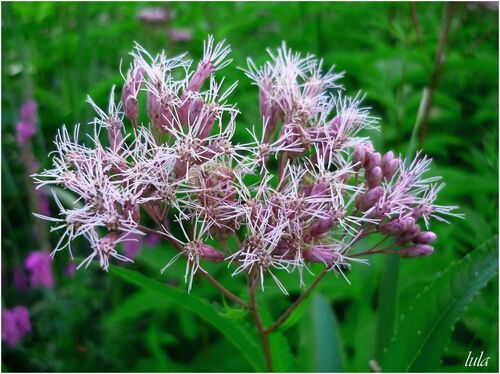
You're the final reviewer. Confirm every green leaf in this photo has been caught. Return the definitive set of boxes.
[218,303,248,321]
[269,332,295,373]
[299,294,343,372]
[108,266,265,372]
[277,295,312,332]
[257,299,295,372]
[382,236,499,372]
[374,255,400,361]
[104,290,169,326]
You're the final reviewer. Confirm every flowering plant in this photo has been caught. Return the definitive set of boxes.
[33,36,461,370]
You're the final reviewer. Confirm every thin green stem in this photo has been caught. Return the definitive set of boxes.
[266,268,328,334]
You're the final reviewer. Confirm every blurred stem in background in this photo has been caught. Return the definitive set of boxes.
[374,2,456,366]
[418,2,457,149]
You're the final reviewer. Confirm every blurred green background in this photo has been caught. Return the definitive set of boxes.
[1,2,498,372]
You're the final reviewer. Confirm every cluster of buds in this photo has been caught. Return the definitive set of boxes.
[34,36,461,293]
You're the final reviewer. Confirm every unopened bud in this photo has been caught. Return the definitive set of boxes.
[360,186,384,211]
[382,158,399,180]
[187,61,213,92]
[365,152,381,171]
[353,145,366,170]
[400,244,433,258]
[122,64,144,129]
[308,217,335,238]
[200,244,225,262]
[413,231,437,244]
[303,246,335,263]
[381,151,394,167]
[365,166,382,188]
[397,224,420,243]
[399,216,416,231]
[379,219,402,235]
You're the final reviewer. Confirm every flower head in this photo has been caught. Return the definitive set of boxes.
[33,36,461,293]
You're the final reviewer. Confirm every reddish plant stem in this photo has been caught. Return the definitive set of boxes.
[248,274,273,372]
[409,3,424,51]
[203,271,248,308]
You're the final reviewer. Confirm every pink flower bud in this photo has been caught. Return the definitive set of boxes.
[365,166,382,188]
[381,151,394,167]
[187,62,214,92]
[360,186,384,211]
[365,151,381,171]
[178,95,205,129]
[200,244,225,262]
[122,65,144,129]
[263,104,281,143]
[413,231,437,244]
[303,245,335,263]
[174,159,188,178]
[399,216,416,231]
[259,78,272,119]
[379,219,403,235]
[400,244,434,258]
[308,216,335,238]
[383,158,399,179]
[353,145,366,170]
[397,224,420,243]
[147,91,165,131]
[198,111,217,139]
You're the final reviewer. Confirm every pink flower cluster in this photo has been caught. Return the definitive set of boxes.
[34,36,461,293]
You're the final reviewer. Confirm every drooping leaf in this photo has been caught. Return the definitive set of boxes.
[299,293,343,372]
[108,266,266,372]
[104,290,169,326]
[382,236,499,372]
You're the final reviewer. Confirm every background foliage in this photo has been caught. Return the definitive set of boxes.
[2,2,498,372]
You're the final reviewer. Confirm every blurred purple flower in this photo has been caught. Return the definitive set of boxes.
[16,100,37,146]
[146,232,162,246]
[168,28,192,43]
[2,306,31,347]
[13,266,28,292]
[138,7,175,24]
[24,251,54,288]
[123,234,143,259]
[36,189,51,216]
[65,263,77,277]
